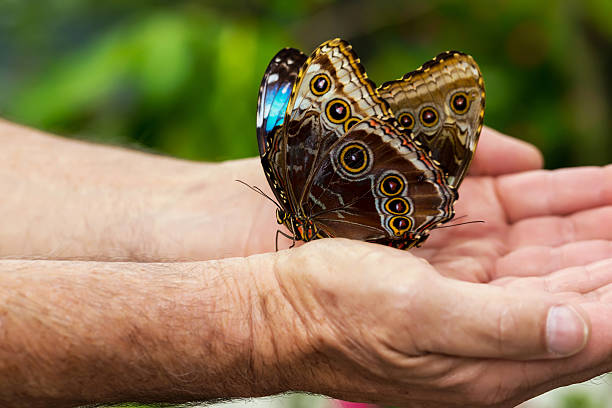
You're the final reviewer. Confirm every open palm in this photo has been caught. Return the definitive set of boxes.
[190,126,612,286]
[414,161,612,284]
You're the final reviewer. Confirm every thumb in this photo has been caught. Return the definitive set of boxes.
[413,277,590,359]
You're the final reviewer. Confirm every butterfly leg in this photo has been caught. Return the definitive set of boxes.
[275,229,296,251]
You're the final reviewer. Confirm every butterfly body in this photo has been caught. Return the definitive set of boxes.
[276,210,323,243]
[256,39,484,249]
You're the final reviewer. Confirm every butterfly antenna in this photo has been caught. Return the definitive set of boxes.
[436,219,485,229]
[236,180,282,210]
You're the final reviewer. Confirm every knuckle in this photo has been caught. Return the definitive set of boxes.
[432,363,520,407]
[497,303,519,354]
[468,372,520,407]
[436,362,486,392]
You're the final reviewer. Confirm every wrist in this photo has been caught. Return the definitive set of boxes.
[238,250,317,396]
[246,245,356,397]
[137,158,267,262]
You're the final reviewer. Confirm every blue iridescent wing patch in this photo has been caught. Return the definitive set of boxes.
[256,48,307,157]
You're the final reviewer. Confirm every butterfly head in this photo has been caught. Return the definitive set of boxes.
[275,208,289,225]
[276,209,319,242]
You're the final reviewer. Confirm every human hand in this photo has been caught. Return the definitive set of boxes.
[231,126,612,406]
[153,126,548,260]
[413,137,612,285]
[0,121,571,265]
[193,125,612,288]
[259,238,612,407]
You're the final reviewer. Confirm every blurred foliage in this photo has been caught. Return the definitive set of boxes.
[1,3,611,407]
[561,393,602,408]
[1,0,611,168]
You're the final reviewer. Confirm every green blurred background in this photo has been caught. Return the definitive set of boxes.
[1,0,611,169]
[1,2,612,407]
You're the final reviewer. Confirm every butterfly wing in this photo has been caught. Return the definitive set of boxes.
[281,38,392,211]
[256,48,307,210]
[307,117,456,248]
[378,51,485,189]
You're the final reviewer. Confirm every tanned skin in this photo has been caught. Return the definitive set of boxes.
[1,119,612,407]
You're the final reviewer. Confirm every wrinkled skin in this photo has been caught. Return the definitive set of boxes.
[145,126,612,407]
[4,120,612,408]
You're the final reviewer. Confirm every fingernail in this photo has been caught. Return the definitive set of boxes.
[546,305,588,356]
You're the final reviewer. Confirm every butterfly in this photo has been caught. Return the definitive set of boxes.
[255,38,485,249]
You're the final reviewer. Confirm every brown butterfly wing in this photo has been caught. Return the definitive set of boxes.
[378,51,485,189]
[281,38,392,213]
[306,117,456,247]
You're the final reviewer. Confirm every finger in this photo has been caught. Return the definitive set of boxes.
[415,276,590,359]
[498,302,612,393]
[585,281,612,303]
[495,259,612,298]
[507,206,612,248]
[452,302,612,407]
[494,240,612,279]
[497,165,612,222]
[469,126,543,176]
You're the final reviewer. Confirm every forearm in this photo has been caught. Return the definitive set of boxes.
[0,120,264,261]
[0,253,300,407]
